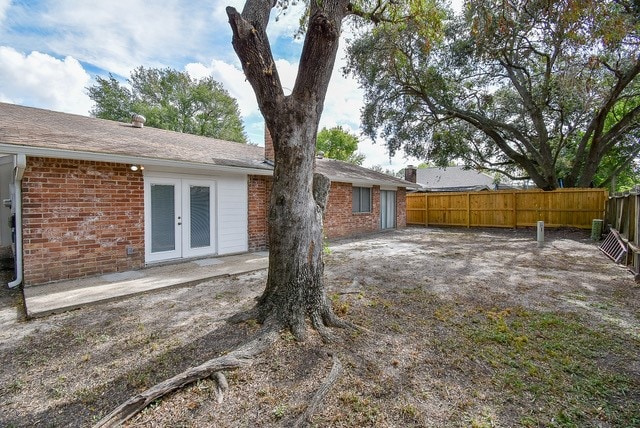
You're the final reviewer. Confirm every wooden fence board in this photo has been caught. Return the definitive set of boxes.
[407,188,608,229]
[606,188,640,278]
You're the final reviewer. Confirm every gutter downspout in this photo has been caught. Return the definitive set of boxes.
[8,154,26,288]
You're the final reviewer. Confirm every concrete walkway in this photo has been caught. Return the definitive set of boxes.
[23,252,269,318]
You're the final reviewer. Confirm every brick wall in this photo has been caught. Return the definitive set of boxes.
[248,175,271,251]
[396,187,407,228]
[324,182,382,238]
[21,161,405,285]
[22,157,144,285]
[248,177,408,243]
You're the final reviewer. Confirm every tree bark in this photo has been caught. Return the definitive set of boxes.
[227,0,350,339]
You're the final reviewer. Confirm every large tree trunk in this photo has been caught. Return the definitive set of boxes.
[227,0,350,339]
[257,117,337,339]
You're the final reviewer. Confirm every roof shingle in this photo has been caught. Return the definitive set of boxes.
[0,102,415,188]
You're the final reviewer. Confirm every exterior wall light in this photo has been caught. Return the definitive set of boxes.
[130,165,144,171]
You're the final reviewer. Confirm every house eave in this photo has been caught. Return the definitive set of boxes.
[329,177,417,189]
[0,143,274,176]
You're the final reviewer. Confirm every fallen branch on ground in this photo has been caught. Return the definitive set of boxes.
[93,329,279,428]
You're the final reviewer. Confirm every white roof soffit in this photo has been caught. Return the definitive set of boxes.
[340,178,406,189]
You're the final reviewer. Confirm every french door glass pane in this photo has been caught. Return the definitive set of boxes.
[190,186,210,248]
[151,184,175,252]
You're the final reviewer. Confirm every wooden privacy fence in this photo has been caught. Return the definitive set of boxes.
[406,188,608,229]
[604,188,640,278]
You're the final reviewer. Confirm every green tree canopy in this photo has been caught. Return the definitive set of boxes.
[316,126,366,165]
[87,67,247,143]
[347,0,640,190]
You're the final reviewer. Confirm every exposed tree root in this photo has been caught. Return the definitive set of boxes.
[293,353,343,427]
[227,306,261,324]
[92,328,279,428]
[93,291,354,426]
[311,311,348,342]
[213,371,228,404]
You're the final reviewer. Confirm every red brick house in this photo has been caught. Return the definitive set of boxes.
[0,102,413,287]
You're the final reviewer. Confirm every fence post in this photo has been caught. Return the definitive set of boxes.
[537,221,544,247]
[424,193,428,227]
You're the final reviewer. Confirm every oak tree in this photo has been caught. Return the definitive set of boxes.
[88,67,247,143]
[347,0,640,190]
[317,126,366,165]
[225,0,440,337]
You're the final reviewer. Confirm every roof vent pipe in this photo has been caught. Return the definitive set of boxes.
[131,113,146,128]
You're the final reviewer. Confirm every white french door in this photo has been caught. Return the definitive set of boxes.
[145,177,216,263]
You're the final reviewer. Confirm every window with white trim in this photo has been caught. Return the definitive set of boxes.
[352,186,372,213]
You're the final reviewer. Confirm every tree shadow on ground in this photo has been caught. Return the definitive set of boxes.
[1,316,258,427]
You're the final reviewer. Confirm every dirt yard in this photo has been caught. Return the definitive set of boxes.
[1,227,639,427]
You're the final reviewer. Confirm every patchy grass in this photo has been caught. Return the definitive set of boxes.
[453,307,638,426]
[1,228,639,427]
[306,285,640,428]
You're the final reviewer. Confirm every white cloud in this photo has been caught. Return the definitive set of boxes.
[273,59,299,93]
[0,0,10,25]
[183,62,211,80]
[266,2,308,42]
[0,0,419,171]
[184,48,417,171]
[211,0,247,24]
[319,43,419,170]
[190,59,258,120]
[3,1,227,77]
[0,46,92,115]
[320,51,363,131]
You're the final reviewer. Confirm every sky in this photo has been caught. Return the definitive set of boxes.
[0,0,432,170]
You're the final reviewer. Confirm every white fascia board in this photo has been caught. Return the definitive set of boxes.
[330,177,409,189]
[0,144,273,176]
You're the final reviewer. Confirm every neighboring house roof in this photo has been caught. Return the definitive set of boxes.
[415,166,495,192]
[0,102,415,189]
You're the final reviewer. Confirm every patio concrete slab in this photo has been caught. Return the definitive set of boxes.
[23,252,269,318]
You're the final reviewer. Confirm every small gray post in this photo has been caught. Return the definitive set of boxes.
[591,219,603,241]
[537,221,544,247]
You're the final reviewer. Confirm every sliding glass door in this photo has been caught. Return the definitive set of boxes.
[380,190,396,230]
